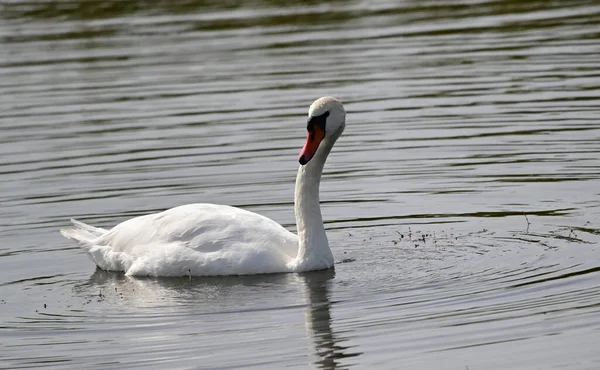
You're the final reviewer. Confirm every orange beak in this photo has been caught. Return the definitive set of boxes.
[298,125,325,165]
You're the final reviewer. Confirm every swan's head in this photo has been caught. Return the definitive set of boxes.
[298,96,346,165]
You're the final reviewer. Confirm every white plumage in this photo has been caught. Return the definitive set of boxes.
[62,204,298,276]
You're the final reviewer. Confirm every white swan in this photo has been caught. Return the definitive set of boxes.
[60,97,346,276]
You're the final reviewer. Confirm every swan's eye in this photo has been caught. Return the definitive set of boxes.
[307,111,329,132]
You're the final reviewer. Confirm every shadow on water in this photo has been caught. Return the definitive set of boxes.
[85,268,361,369]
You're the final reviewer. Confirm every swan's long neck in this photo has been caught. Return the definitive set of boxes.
[293,131,341,271]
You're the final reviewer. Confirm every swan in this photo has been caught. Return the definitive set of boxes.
[60,96,346,276]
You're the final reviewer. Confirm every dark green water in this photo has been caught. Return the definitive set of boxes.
[1,0,600,368]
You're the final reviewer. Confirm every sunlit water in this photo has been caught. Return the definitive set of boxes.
[1,0,600,368]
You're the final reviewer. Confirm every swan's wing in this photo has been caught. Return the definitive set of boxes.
[100,203,296,253]
[86,204,298,276]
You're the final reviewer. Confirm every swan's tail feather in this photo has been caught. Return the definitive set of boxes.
[60,218,107,244]
[60,219,125,272]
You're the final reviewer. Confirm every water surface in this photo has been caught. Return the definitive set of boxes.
[1,0,600,368]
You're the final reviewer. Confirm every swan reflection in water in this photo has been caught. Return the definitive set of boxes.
[84,269,361,369]
[298,270,362,369]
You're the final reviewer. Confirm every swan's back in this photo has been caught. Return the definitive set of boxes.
[62,204,299,276]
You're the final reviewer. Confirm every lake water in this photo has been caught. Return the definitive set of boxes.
[1,0,600,368]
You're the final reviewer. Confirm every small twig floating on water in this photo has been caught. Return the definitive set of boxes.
[523,212,530,233]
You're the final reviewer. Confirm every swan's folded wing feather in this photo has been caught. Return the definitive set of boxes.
[98,203,299,259]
